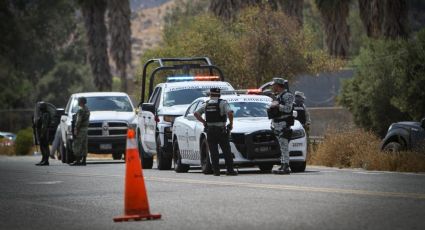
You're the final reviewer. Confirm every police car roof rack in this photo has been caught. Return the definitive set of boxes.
[140,57,225,104]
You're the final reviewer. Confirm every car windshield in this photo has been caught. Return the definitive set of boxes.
[71,96,133,113]
[230,102,269,118]
[164,88,228,107]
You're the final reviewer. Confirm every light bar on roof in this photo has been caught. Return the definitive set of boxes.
[167,75,220,82]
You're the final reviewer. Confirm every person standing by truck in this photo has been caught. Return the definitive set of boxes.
[35,102,51,166]
[70,97,90,166]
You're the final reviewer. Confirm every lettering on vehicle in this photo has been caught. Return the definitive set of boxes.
[226,97,271,103]
[167,85,229,92]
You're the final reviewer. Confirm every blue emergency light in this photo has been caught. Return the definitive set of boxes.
[167,75,220,82]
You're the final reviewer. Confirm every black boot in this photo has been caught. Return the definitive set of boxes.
[80,156,86,166]
[35,160,44,166]
[70,157,81,166]
[273,163,291,175]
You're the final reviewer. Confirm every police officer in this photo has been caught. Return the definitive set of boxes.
[70,97,90,166]
[35,102,51,166]
[293,91,311,131]
[194,88,237,176]
[268,78,294,174]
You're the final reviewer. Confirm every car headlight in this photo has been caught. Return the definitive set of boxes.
[291,129,305,139]
[163,115,176,123]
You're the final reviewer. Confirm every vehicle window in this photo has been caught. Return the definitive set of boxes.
[185,101,199,117]
[153,88,162,109]
[71,96,133,113]
[163,86,230,107]
[230,102,269,118]
[149,87,160,103]
[65,97,73,113]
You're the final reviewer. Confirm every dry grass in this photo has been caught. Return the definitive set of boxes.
[0,144,15,156]
[309,129,425,172]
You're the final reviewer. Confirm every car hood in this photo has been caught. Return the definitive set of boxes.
[232,117,304,133]
[89,111,136,123]
[158,104,189,116]
[393,121,421,128]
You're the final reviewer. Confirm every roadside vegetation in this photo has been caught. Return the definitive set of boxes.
[309,128,425,172]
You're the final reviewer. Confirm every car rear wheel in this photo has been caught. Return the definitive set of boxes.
[200,138,213,174]
[258,164,274,172]
[173,140,189,173]
[383,142,402,152]
[290,161,306,172]
[112,153,123,160]
[137,130,153,169]
[157,135,172,170]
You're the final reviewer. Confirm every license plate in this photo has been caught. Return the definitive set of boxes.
[100,144,112,150]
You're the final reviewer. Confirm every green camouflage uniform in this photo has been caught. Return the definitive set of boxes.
[73,105,90,158]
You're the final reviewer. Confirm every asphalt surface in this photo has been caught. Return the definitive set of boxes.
[0,155,424,230]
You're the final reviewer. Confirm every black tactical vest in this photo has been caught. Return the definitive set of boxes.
[205,99,226,123]
[293,102,306,124]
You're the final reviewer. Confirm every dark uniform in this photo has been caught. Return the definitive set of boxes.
[71,97,90,166]
[267,78,294,174]
[36,102,51,166]
[293,91,311,129]
[194,88,237,176]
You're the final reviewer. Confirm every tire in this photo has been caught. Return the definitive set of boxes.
[290,161,306,173]
[200,138,213,174]
[156,135,172,170]
[137,130,153,169]
[65,139,75,164]
[383,141,402,152]
[173,140,189,173]
[60,139,67,163]
[112,153,123,160]
[258,164,274,172]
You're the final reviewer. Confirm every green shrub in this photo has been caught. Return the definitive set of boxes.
[14,128,34,156]
[339,29,425,136]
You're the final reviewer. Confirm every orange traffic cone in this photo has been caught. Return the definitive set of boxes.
[113,128,161,222]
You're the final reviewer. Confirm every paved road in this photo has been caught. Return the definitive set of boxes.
[0,155,424,230]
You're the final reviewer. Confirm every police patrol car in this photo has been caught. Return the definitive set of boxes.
[171,91,308,173]
[137,57,234,170]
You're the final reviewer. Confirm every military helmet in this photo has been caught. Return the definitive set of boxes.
[210,88,221,95]
[38,101,47,111]
[78,97,87,105]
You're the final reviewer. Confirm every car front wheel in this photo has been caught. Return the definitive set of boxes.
[173,140,189,173]
[383,141,402,152]
[200,138,213,174]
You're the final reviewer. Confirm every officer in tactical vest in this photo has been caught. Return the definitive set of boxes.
[35,102,51,166]
[194,88,238,176]
[267,78,295,174]
[70,97,90,166]
[293,91,311,131]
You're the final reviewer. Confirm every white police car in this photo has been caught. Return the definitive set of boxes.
[137,58,235,170]
[171,92,308,173]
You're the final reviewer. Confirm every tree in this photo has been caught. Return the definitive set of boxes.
[358,0,383,38]
[108,0,132,92]
[79,0,112,91]
[339,29,425,136]
[382,0,408,39]
[272,0,304,29]
[315,0,351,58]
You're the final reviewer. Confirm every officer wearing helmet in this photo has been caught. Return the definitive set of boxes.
[268,77,295,174]
[70,97,90,166]
[293,91,311,131]
[35,102,51,166]
[194,88,237,176]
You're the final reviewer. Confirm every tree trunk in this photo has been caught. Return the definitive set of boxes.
[382,0,408,39]
[80,0,112,91]
[209,0,262,20]
[358,0,383,38]
[275,0,304,28]
[108,0,132,92]
[316,0,350,58]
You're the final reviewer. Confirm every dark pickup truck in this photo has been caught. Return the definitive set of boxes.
[381,118,425,152]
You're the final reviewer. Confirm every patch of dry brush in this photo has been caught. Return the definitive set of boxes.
[309,129,425,172]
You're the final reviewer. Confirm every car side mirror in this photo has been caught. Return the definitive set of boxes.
[186,114,196,120]
[421,117,425,129]
[141,103,155,114]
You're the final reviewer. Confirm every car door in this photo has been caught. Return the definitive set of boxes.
[178,101,199,159]
[187,100,205,160]
[60,96,74,145]
[140,87,161,151]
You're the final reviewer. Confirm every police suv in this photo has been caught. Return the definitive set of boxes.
[137,57,234,170]
[171,91,308,173]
